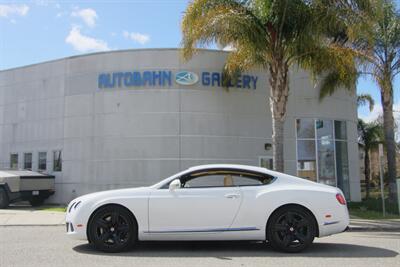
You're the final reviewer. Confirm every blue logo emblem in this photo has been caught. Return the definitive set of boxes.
[175,71,199,85]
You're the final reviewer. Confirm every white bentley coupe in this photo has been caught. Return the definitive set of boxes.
[66,164,349,253]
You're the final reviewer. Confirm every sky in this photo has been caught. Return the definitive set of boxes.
[0,0,399,137]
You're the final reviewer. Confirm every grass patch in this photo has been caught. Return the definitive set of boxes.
[348,197,400,219]
[39,206,67,212]
[349,207,400,219]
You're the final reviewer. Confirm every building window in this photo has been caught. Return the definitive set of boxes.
[297,140,317,182]
[335,140,350,198]
[296,119,350,198]
[10,154,18,169]
[38,152,47,171]
[24,153,32,170]
[259,156,273,170]
[53,150,62,172]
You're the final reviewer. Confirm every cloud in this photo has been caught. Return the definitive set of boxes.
[65,26,109,52]
[0,4,29,18]
[71,8,97,27]
[359,103,400,123]
[359,103,400,141]
[123,31,150,45]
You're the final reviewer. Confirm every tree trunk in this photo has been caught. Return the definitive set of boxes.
[364,148,371,199]
[380,84,398,204]
[269,60,289,173]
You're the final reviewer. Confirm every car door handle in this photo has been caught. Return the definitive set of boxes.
[224,193,240,199]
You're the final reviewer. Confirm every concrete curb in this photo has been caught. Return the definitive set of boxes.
[0,224,64,227]
[348,226,400,232]
[1,224,399,232]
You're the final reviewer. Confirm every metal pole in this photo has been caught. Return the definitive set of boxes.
[378,144,386,217]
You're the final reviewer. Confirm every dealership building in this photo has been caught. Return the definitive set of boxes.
[0,49,361,203]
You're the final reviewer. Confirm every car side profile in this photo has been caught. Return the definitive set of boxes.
[66,164,349,253]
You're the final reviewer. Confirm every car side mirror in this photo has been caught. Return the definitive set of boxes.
[169,179,181,191]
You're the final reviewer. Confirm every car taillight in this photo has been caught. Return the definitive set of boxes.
[336,193,346,205]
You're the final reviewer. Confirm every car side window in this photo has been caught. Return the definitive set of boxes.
[180,170,274,188]
[184,174,227,188]
[232,176,263,186]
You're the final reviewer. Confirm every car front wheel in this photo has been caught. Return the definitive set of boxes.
[88,205,137,253]
[267,206,316,253]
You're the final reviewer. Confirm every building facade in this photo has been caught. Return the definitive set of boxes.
[0,49,361,203]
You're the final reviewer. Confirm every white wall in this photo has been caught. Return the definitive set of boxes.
[0,49,360,203]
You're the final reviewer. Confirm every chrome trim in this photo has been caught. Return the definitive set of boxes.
[144,226,259,234]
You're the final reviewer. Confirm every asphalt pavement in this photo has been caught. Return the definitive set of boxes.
[0,226,399,267]
[2,206,400,231]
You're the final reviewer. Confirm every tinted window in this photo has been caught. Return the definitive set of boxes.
[53,150,62,172]
[38,152,47,171]
[296,119,315,139]
[181,170,273,188]
[24,153,32,170]
[10,154,18,169]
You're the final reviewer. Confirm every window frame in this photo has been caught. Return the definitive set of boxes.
[160,168,276,189]
[53,150,62,172]
[38,151,47,171]
[295,118,350,197]
[259,156,273,170]
[23,152,33,170]
[10,153,18,169]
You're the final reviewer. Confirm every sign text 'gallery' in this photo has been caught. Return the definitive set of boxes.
[98,70,258,90]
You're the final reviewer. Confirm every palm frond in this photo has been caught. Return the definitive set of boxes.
[357,94,375,111]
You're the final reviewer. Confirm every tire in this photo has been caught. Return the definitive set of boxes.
[0,187,9,209]
[88,205,137,253]
[29,197,45,207]
[267,205,316,253]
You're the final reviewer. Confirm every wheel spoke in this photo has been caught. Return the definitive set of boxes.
[117,224,129,233]
[112,233,122,245]
[282,234,293,247]
[295,218,308,228]
[111,212,118,225]
[286,212,295,224]
[274,223,287,232]
[295,232,307,244]
[99,231,110,242]
[97,219,109,228]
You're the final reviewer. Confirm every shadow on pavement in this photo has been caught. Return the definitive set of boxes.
[73,241,398,258]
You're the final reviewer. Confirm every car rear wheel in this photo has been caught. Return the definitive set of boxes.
[267,206,316,253]
[0,187,9,209]
[88,205,137,253]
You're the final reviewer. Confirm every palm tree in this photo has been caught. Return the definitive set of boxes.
[358,1,399,203]
[181,0,369,172]
[358,119,383,199]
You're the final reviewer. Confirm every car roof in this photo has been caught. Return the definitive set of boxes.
[186,164,271,174]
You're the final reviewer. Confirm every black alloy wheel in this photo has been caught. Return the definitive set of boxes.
[267,206,316,253]
[88,205,137,252]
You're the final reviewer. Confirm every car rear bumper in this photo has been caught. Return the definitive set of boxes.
[318,205,349,237]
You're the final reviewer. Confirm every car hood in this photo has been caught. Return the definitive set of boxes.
[69,186,150,206]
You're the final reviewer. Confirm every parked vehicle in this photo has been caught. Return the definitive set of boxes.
[0,170,55,208]
[66,164,349,253]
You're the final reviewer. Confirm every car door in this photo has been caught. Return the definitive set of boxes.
[148,170,242,238]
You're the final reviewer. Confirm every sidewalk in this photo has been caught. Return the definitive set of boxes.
[0,207,65,226]
[348,218,400,232]
[0,207,399,231]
